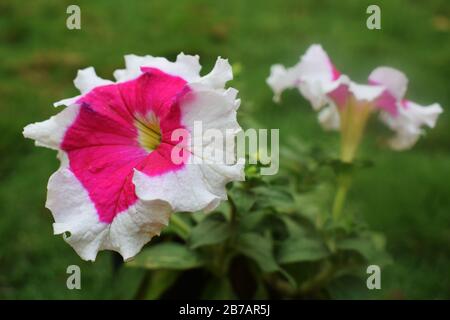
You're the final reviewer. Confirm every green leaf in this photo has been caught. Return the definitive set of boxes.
[163,213,192,240]
[189,213,232,249]
[327,275,376,299]
[127,243,204,270]
[239,209,271,231]
[278,215,311,235]
[235,232,279,273]
[228,187,255,213]
[253,186,295,212]
[109,264,146,299]
[144,270,180,300]
[253,281,270,299]
[277,236,330,264]
[201,277,237,299]
[336,235,392,266]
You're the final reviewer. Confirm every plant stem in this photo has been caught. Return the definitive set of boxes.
[134,271,151,300]
[169,214,191,240]
[213,192,238,276]
[332,173,351,221]
[228,193,238,227]
[298,261,335,295]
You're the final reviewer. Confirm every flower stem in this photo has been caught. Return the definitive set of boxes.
[228,193,238,227]
[332,173,351,221]
[134,271,151,300]
[169,214,191,240]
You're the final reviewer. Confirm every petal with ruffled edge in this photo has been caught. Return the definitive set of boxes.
[266,64,297,103]
[267,44,340,108]
[368,67,408,116]
[380,100,443,150]
[23,105,80,150]
[113,53,202,83]
[318,104,340,131]
[54,67,113,107]
[325,75,384,108]
[48,161,171,261]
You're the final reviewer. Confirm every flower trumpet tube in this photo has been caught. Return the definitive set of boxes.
[23,53,244,261]
[267,44,443,163]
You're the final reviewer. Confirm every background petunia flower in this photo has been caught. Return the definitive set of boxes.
[267,44,443,162]
[23,53,244,261]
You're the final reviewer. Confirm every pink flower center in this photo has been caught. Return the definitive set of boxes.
[61,68,190,223]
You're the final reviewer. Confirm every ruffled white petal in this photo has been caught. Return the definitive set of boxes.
[348,80,384,102]
[380,101,443,150]
[48,162,171,261]
[318,104,340,131]
[23,105,80,150]
[114,54,233,95]
[134,160,242,213]
[324,75,384,102]
[198,57,233,89]
[53,96,80,108]
[266,64,297,103]
[267,44,336,108]
[113,53,202,83]
[105,200,171,260]
[53,67,112,108]
[74,67,113,95]
[295,44,335,83]
[369,67,408,99]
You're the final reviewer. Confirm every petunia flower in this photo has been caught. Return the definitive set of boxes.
[267,44,443,162]
[23,53,244,261]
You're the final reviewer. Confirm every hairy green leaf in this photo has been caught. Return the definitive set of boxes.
[144,270,180,300]
[235,232,279,272]
[189,213,232,249]
[277,236,330,264]
[127,243,204,270]
[202,277,237,299]
[336,235,392,266]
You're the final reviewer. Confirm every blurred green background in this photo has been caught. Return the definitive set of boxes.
[0,0,449,299]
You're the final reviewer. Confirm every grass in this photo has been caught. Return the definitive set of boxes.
[0,0,449,299]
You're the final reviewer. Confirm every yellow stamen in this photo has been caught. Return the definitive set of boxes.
[135,112,161,152]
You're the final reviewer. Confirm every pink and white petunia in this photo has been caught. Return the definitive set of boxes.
[267,44,443,161]
[23,53,244,261]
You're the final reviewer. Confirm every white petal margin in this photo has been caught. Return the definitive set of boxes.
[58,54,233,107]
[318,104,340,131]
[134,84,244,213]
[134,158,243,213]
[324,75,385,103]
[380,101,443,150]
[295,44,337,110]
[48,159,171,262]
[23,105,80,150]
[305,77,384,132]
[113,53,234,93]
[266,44,336,108]
[368,67,408,99]
[197,57,233,89]
[113,53,202,83]
[266,64,297,103]
[54,67,113,107]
